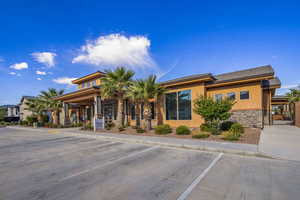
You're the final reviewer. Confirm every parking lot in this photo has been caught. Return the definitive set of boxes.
[1,127,300,200]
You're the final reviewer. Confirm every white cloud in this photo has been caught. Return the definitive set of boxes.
[36,70,46,75]
[53,77,77,85]
[72,34,155,69]
[9,72,21,76]
[9,62,28,70]
[32,52,56,67]
[0,57,4,62]
[37,78,42,81]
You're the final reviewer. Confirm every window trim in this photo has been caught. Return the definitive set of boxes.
[240,90,250,100]
[227,92,236,101]
[165,90,192,121]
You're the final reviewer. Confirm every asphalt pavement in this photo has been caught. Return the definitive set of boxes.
[0,127,299,200]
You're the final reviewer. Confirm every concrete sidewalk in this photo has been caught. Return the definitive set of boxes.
[7,126,260,156]
[259,125,300,161]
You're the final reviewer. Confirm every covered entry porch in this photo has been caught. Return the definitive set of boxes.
[271,96,292,125]
[54,87,118,129]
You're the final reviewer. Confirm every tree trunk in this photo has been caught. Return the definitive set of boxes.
[117,98,124,127]
[124,100,128,126]
[135,102,141,128]
[144,102,152,131]
[52,111,57,125]
[37,114,43,123]
[53,110,60,125]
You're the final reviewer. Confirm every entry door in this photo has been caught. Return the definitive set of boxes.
[104,103,113,120]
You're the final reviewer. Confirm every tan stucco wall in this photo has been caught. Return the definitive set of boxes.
[206,82,263,110]
[158,82,206,128]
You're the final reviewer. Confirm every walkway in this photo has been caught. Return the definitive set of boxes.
[259,125,300,161]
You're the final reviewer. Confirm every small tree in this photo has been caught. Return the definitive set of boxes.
[286,87,300,122]
[193,95,234,129]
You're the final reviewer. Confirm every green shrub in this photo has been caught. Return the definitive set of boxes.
[105,121,115,130]
[194,95,235,130]
[26,115,38,126]
[222,131,240,141]
[176,125,191,135]
[118,126,125,132]
[229,123,244,134]
[136,128,145,133]
[155,124,172,135]
[82,122,93,130]
[200,123,213,132]
[220,121,234,131]
[20,120,28,126]
[192,132,210,139]
[41,114,49,123]
[200,122,221,135]
[210,127,221,135]
[0,121,7,127]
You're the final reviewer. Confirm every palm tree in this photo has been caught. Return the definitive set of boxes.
[127,80,144,128]
[25,98,45,122]
[286,87,300,122]
[137,75,165,131]
[39,88,64,125]
[100,67,135,127]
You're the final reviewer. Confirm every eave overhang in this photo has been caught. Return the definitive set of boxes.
[53,86,100,101]
[72,71,106,84]
[160,74,214,87]
[206,75,274,88]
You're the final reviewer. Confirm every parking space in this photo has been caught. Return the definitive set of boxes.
[0,128,300,200]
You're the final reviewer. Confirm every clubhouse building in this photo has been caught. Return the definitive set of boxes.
[54,65,281,129]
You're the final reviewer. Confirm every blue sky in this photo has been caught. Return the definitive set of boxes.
[1,0,300,105]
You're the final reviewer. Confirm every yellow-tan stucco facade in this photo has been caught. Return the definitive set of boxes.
[54,65,281,128]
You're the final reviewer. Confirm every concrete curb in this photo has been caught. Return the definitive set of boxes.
[7,126,274,159]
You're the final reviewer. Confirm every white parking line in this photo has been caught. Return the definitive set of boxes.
[177,153,224,200]
[60,146,158,181]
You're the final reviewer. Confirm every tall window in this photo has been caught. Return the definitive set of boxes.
[227,92,236,100]
[165,92,177,120]
[165,90,191,120]
[240,91,249,100]
[178,90,191,120]
[215,94,223,101]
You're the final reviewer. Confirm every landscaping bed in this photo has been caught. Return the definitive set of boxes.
[97,126,261,145]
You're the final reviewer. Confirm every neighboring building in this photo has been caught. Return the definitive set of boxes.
[0,105,20,122]
[19,96,36,121]
[7,105,20,117]
[54,65,281,128]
